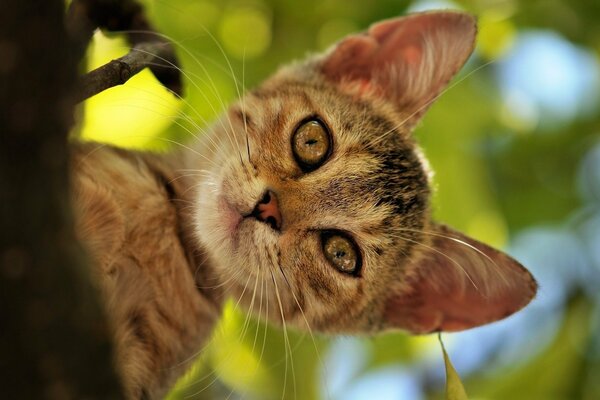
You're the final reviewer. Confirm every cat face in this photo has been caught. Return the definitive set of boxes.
[190,11,537,335]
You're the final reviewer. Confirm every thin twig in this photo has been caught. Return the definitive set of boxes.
[67,0,183,98]
[76,41,173,102]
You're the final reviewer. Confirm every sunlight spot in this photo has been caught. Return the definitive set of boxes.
[498,89,540,132]
[321,337,368,397]
[209,301,274,397]
[497,31,600,129]
[339,366,423,400]
[511,227,588,312]
[219,5,272,60]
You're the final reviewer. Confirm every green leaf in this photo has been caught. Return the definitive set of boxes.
[439,334,469,400]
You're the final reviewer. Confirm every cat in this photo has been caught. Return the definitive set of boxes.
[71,10,537,400]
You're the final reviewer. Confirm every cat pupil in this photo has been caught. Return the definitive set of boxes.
[322,233,360,276]
[291,119,331,172]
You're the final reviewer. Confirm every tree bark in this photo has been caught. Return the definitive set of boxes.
[0,0,124,398]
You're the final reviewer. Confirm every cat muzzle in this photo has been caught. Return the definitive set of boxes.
[247,190,282,231]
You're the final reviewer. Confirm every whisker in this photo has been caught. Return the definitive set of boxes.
[277,264,328,399]
[115,38,245,163]
[251,261,266,359]
[395,227,507,285]
[241,48,251,164]
[267,250,297,400]
[181,268,256,397]
[389,232,479,292]
[194,22,247,165]
[370,60,496,147]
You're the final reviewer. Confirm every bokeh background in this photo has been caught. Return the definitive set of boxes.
[78,0,600,398]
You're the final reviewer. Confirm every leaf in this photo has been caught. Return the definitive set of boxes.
[439,333,469,400]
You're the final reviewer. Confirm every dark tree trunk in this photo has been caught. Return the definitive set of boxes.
[0,0,123,398]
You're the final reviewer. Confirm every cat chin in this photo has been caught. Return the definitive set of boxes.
[195,188,278,281]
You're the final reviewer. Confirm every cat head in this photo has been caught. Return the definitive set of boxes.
[189,11,537,334]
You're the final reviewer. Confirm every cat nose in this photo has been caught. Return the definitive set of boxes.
[251,190,282,231]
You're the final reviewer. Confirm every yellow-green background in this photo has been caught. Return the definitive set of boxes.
[79,0,600,399]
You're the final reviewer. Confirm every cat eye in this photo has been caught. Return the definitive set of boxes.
[291,119,331,172]
[321,232,361,276]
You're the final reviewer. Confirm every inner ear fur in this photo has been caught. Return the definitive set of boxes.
[384,223,537,333]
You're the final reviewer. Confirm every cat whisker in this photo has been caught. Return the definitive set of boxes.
[192,22,248,166]
[229,254,257,317]
[371,60,496,147]
[168,264,241,388]
[176,168,217,173]
[77,142,111,164]
[171,169,216,178]
[277,263,327,397]
[123,39,245,163]
[139,61,237,160]
[123,43,239,144]
[241,49,252,165]
[102,66,210,139]
[251,260,266,362]
[269,262,289,399]
[115,45,215,119]
[194,263,245,290]
[238,262,261,343]
[389,232,479,291]
[83,100,224,170]
[258,263,270,383]
[125,72,228,159]
[168,43,245,165]
[220,259,262,400]
[85,97,198,134]
[166,173,212,186]
[267,258,295,400]
[181,262,258,397]
[168,171,218,189]
[169,199,195,208]
[178,179,217,199]
[395,227,508,285]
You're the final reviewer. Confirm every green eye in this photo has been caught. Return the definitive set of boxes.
[322,232,361,275]
[292,119,331,172]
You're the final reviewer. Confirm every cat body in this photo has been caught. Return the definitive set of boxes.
[72,144,219,398]
[72,11,537,399]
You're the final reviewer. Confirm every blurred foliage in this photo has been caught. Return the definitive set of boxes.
[79,0,600,399]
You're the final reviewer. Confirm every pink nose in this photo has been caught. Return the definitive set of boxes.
[253,190,282,230]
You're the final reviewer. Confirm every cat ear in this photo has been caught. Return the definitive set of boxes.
[319,11,476,121]
[384,223,537,333]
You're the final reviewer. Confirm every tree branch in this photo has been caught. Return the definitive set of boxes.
[67,0,183,99]
[76,41,174,102]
